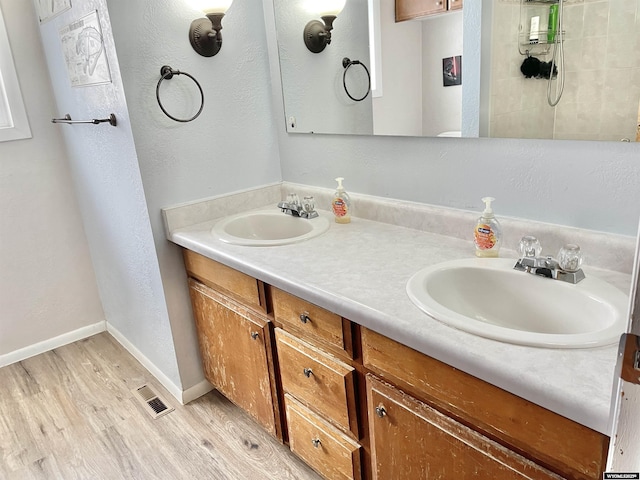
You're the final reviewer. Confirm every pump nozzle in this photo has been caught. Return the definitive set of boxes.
[335,177,345,191]
[481,197,495,217]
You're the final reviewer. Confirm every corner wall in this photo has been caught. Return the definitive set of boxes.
[0,0,104,360]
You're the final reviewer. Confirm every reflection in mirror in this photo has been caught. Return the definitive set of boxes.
[486,0,640,141]
[272,0,640,141]
[274,0,463,137]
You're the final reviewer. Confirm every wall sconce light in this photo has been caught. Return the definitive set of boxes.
[303,0,346,53]
[189,0,234,57]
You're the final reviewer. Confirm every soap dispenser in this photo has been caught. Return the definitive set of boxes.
[474,197,502,257]
[331,177,351,224]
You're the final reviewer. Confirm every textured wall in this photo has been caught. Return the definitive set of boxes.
[106,0,282,389]
[0,0,104,355]
[35,1,182,387]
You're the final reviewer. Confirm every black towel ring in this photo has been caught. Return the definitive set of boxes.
[156,65,204,123]
[342,57,371,102]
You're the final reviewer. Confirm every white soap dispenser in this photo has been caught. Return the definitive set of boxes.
[473,197,502,257]
[331,177,351,224]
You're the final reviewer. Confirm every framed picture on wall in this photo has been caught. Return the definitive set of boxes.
[59,10,112,87]
[34,0,71,24]
[443,56,462,87]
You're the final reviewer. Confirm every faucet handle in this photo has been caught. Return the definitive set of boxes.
[518,235,542,258]
[287,193,300,206]
[558,244,583,272]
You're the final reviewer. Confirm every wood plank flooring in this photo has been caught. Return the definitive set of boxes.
[0,332,322,480]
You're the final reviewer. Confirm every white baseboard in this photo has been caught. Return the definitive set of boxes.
[0,321,106,368]
[106,322,185,403]
[0,320,211,406]
[182,379,214,404]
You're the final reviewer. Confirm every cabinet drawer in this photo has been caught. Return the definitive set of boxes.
[361,328,608,480]
[276,328,358,437]
[448,0,462,11]
[272,287,352,358]
[285,394,361,480]
[367,375,562,480]
[183,249,265,311]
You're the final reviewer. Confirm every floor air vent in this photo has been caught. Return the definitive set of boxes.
[133,384,174,419]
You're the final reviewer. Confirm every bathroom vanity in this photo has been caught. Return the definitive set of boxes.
[165,186,633,480]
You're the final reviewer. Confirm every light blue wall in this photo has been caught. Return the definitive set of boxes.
[36,0,182,387]
[106,0,282,389]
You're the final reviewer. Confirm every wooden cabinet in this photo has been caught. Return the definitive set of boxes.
[271,287,354,360]
[285,394,362,480]
[183,249,609,480]
[185,254,280,438]
[396,0,462,22]
[276,328,359,438]
[271,288,363,478]
[366,375,562,480]
[361,327,609,480]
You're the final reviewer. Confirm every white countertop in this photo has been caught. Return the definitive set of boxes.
[168,206,631,435]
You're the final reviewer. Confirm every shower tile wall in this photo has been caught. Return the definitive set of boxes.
[489,0,640,141]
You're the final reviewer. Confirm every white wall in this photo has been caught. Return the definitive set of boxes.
[422,12,463,136]
[274,0,372,135]
[106,0,282,391]
[0,0,104,358]
[372,0,422,136]
[34,1,183,390]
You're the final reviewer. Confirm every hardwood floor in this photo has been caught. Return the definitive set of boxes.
[0,333,322,480]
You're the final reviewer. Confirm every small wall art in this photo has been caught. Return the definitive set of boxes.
[34,0,71,24]
[59,10,111,87]
[442,55,462,87]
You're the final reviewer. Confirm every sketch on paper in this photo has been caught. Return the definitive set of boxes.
[59,11,111,87]
[34,0,71,24]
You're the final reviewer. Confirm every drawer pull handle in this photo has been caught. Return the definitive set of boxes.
[250,331,259,340]
[375,405,387,418]
[299,312,311,324]
[303,368,313,378]
[311,438,321,448]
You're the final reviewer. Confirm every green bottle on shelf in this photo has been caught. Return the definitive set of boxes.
[547,4,558,43]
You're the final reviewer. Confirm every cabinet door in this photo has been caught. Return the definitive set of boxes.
[366,375,563,480]
[396,0,446,22]
[448,0,462,11]
[189,279,278,437]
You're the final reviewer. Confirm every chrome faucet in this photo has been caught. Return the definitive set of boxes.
[277,193,319,219]
[513,236,585,284]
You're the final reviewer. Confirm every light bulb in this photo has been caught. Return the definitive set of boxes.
[304,0,346,16]
[189,0,233,14]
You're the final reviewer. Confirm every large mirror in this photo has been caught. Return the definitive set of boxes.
[272,0,640,141]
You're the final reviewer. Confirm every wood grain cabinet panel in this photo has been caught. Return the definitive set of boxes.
[188,279,279,437]
[272,287,352,359]
[184,249,266,311]
[448,0,462,11]
[366,375,563,480]
[276,328,359,438]
[396,0,446,21]
[285,394,362,480]
[361,328,608,479]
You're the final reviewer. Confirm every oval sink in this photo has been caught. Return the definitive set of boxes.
[406,258,628,348]
[212,208,330,246]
